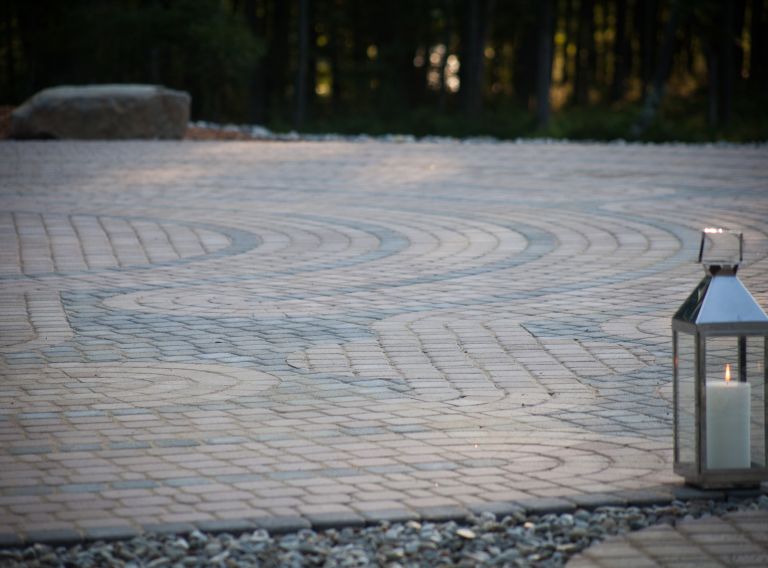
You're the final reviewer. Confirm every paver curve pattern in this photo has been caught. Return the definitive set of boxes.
[0,141,767,541]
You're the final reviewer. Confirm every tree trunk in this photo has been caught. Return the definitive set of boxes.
[536,0,554,128]
[513,3,538,107]
[245,0,266,124]
[294,0,310,130]
[732,0,747,85]
[461,0,481,115]
[329,12,342,114]
[4,0,17,102]
[708,46,719,128]
[265,0,289,124]
[306,0,317,115]
[684,19,695,74]
[575,0,594,105]
[351,0,366,104]
[640,0,658,97]
[750,0,766,88]
[610,0,627,102]
[720,0,734,127]
[631,0,681,137]
[562,0,574,84]
[438,0,452,111]
[461,0,493,116]
[597,0,609,87]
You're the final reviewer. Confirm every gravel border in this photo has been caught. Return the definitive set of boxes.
[2,489,767,567]
[187,120,768,147]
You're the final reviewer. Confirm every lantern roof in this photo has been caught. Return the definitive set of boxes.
[674,274,768,331]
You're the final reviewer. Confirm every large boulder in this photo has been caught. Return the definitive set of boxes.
[10,84,190,140]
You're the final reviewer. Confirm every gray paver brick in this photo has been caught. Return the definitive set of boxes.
[306,512,367,530]
[416,505,470,522]
[83,526,141,542]
[23,529,82,546]
[195,518,256,534]
[251,515,311,535]
[142,522,197,536]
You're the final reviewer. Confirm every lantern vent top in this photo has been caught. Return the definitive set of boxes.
[673,229,768,330]
[699,228,742,275]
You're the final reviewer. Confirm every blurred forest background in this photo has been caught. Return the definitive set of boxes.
[2,0,767,141]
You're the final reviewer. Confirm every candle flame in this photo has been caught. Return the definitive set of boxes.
[725,364,732,382]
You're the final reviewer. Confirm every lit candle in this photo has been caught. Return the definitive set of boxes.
[706,364,751,469]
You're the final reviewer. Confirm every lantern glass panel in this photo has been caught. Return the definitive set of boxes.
[699,229,742,267]
[675,331,697,466]
[747,338,766,467]
[704,337,739,384]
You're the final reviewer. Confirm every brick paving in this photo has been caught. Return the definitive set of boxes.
[0,140,767,545]
[568,510,768,567]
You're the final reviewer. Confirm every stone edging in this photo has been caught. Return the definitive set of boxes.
[2,485,765,549]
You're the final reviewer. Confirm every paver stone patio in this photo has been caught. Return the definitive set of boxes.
[0,140,766,543]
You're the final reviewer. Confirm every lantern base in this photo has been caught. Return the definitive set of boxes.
[684,479,762,490]
[679,469,767,489]
[675,462,768,489]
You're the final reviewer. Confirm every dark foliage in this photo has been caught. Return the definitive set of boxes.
[1,0,766,140]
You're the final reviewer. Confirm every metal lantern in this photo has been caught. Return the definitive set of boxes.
[672,229,768,488]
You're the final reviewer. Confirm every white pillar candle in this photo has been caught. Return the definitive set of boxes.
[706,365,751,469]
